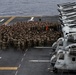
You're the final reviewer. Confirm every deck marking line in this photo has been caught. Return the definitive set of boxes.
[29,60,50,63]
[21,58,24,62]
[24,53,26,56]
[50,71,53,72]
[4,16,15,25]
[15,48,27,75]
[0,67,18,70]
[48,68,51,70]
[18,64,21,68]
[0,57,2,59]
[28,17,34,22]
[15,70,18,75]
[48,68,53,72]
[0,19,4,22]
[34,47,52,48]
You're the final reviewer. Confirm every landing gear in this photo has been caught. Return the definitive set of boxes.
[53,68,58,73]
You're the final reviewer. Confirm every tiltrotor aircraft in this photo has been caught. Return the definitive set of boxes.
[50,2,76,73]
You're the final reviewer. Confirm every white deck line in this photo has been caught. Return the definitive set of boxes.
[0,57,2,59]
[29,60,50,63]
[0,19,4,22]
[28,17,34,22]
[34,46,52,48]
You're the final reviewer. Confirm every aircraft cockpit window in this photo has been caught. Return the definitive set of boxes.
[68,35,74,42]
[59,41,63,46]
[70,46,76,50]
[71,46,76,48]
[59,42,63,46]
[59,54,64,60]
[72,57,75,61]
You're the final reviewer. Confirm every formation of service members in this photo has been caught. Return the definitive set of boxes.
[0,21,62,51]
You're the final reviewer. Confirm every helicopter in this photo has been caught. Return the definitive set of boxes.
[50,2,76,73]
[51,32,76,72]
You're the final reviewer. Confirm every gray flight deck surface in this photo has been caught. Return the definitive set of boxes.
[0,16,75,75]
[0,17,11,25]
[0,48,76,75]
[0,48,50,75]
[0,16,59,25]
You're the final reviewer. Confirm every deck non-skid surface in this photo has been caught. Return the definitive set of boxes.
[0,49,23,75]
[0,16,75,75]
[0,48,75,75]
[0,17,11,25]
[0,48,51,75]
[0,16,59,25]
[16,48,51,75]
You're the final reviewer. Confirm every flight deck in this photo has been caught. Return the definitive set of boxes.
[0,16,75,75]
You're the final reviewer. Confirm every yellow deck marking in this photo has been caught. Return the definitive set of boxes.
[4,16,16,25]
[0,67,18,70]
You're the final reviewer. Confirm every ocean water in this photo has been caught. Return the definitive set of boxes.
[0,0,76,16]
